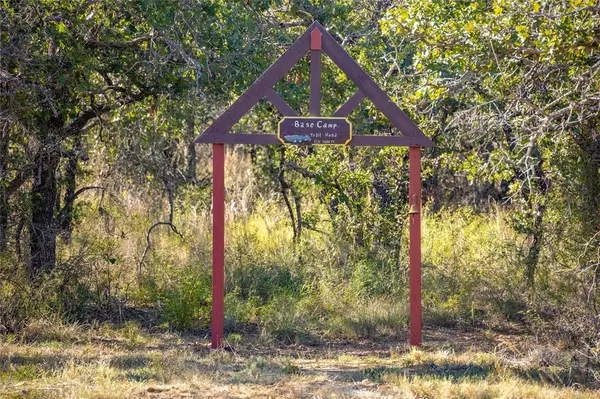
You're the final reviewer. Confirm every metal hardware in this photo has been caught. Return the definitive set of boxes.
[408,203,420,215]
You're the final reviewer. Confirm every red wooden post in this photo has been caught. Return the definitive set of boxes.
[310,28,322,117]
[408,146,422,346]
[212,143,225,349]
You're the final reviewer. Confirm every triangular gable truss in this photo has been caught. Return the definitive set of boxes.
[194,21,434,147]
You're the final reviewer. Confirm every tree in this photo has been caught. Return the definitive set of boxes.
[380,0,600,287]
[0,0,275,274]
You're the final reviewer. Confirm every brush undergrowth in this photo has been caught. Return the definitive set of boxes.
[0,199,539,342]
[1,151,598,354]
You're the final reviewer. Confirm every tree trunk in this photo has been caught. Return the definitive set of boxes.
[524,148,550,288]
[185,116,197,183]
[60,146,78,242]
[0,121,9,251]
[15,216,23,261]
[29,150,59,275]
[278,147,298,240]
[0,185,8,252]
[572,119,600,229]
[524,207,545,287]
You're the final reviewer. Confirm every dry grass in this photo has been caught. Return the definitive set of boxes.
[0,323,598,398]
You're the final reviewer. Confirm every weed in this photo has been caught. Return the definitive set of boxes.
[225,333,243,347]
[161,269,211,330]
[19,317,84,344]
[282,361,301,375]
[120,321,145,347]
[0,328,598,398]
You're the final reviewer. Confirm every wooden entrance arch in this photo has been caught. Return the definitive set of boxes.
[194,21,434,349]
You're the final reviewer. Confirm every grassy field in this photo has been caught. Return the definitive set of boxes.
[1,321,598,398]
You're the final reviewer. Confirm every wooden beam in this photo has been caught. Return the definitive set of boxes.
[211,143,225,349]
[333,90,365,117]
[265,89,297,116]
[310,29,322,116]
[319,24,433,144]
[408,146,422,347]
[194,21,315,143]
[195,133,433,147]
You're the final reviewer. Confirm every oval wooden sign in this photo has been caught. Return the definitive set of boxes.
[278,117,352,145]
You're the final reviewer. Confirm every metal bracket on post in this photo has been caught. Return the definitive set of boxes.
[408,194,420,215]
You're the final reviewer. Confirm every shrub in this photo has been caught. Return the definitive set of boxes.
[259,293,323,344]
[224,292,260,332]
[160,268,211,330]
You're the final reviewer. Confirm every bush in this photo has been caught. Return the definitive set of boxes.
[227,264,302,301]
[0,255,94,332]
[421,208,526,328]
[160,268,211,330]
[326,297,409,339]
[224,292,261,332]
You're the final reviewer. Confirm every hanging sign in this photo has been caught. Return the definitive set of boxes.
[277,117,352,145]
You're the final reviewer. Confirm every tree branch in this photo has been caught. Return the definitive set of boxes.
[138,221,183,279]
[278,148,297,240]
[84,35,152,49]
[6,164,34,196]
[55,186,106,223]
[60,90,151,138]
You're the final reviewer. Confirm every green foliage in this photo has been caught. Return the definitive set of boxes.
[422,208,525,325]
[159,269,211,331]
[225,332,244,347]
[282,360,301,375]
[119,321,146,347]
[0,254,93,331]
[224,293,261,332]
[328,298,409,339]
[259,293,322,344]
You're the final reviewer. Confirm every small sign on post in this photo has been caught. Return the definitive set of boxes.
[278,117,352,145]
